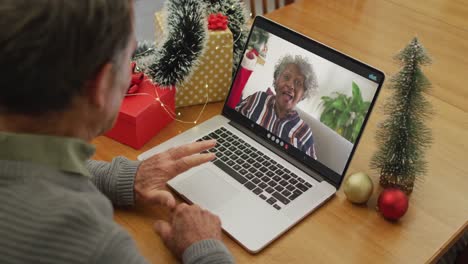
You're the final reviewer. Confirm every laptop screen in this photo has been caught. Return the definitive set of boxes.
[223,17,384,187]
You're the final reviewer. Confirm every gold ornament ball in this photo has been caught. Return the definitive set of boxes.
[343,172,374,204]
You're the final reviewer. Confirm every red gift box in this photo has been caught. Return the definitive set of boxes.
[105,79,175,149]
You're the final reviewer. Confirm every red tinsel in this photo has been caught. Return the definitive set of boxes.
[128,62,144,94]
[208,13,228,30]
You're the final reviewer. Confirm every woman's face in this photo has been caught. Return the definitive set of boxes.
[274,63,305,114]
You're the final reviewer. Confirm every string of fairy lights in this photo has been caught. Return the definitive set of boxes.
[124,80,209,124]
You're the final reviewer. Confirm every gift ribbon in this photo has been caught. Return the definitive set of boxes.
[208,13,228,31]
[128,62,144,94]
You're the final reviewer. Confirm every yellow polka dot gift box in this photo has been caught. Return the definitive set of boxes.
[154,11,233,108]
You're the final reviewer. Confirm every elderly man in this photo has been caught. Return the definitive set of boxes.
[0,0,233,263]
[236,54,319,159]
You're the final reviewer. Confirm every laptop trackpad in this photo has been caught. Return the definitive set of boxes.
[176,168,239,211]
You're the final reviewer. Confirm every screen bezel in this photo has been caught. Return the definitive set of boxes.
[222,16,385,189]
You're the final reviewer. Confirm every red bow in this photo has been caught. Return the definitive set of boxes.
[128,62,144,94]
[208,13,228,30]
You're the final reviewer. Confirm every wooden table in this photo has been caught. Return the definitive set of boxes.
[93,0,468,262]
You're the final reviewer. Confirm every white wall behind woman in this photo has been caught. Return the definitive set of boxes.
[242,33,379,119]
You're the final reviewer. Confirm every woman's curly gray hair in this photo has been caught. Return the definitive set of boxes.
[273,54,319,100]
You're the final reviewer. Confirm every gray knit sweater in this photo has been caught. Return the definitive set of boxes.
[0,132,234,264]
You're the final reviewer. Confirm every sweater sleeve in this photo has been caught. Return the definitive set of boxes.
[93,231,234,264]
[86,157,141,207]
[91,222,150,264]
[182,239,235,264]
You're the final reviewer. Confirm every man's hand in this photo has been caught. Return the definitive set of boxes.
[154,203,223,258]
[134,140,216,208]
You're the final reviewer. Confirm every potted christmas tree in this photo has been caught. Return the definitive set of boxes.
[371,37,433,194]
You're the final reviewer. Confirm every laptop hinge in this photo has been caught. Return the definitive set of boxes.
[228,121,326,183]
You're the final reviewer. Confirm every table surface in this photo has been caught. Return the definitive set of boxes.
[92,0,468,263]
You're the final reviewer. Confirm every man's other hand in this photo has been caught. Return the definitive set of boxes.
[154,203,223,258]
[134,140,216,208]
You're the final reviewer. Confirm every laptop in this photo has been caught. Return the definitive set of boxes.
[139,16,385,253]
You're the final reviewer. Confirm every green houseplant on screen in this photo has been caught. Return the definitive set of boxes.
[320,82,370,143]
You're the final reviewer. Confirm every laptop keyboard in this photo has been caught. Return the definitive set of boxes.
[196,127,314,210]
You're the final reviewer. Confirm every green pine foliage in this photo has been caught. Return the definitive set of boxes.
[132,41,157,73]
[248,28,270,58]
[149,0,208,87]
[133,41,154,58]
[371,37,433,192]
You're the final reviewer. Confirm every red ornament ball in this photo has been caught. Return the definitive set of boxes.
[377,188,409,221]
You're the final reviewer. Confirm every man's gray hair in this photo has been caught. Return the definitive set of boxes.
[273,54,319,100]
[0,0,133,115]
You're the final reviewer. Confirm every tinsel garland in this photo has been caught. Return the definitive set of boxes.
[133,0,248,87]
[148,0,208,87]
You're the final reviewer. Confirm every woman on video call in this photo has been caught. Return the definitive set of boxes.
[236,54,319,159]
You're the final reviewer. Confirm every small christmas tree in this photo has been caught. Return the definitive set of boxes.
[371,37,433,194]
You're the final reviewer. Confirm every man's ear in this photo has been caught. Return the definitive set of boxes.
[86,63,114,109]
